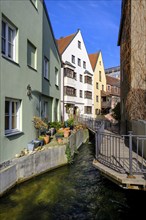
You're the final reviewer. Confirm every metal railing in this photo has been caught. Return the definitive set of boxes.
[78,116,146,176]
[95,130,146,176]
[78,115,104,131]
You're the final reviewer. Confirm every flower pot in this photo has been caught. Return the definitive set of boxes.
[43,135,50,145]
[64,130,70,138]
[57,138,63,144]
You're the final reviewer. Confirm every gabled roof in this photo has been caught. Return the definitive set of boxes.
[88,52,100,71]
[106,75,120,87]
[56,32,77,55]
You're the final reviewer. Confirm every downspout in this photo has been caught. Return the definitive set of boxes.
[62,61,64,121]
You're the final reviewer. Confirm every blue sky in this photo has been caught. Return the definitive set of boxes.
[45,0,122,69]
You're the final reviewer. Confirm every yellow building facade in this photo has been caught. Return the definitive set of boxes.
[89,51,107,118]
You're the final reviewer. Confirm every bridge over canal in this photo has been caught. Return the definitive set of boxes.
[79,116,146,190]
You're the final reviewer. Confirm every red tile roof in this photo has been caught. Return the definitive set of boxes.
[88,52,99,71]
[56,33,76,55]
[106,75,120,87]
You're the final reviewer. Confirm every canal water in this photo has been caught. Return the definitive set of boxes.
[0,138,146,220]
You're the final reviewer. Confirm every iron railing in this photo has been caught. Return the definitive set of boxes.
[78,115,104,131]
[95,130,146,176]
[78,116,146,176]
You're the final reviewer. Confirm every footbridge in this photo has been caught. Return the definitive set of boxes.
[79,116,146,190]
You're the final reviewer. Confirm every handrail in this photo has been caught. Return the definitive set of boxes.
[78,116,146,176]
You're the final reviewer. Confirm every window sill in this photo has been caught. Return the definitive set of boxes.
[55,84,59,89]
[30,0,38,11]
[2,55,20,67]
[27,65,37,72]
[5,131,23,137]
[44,77,50,83]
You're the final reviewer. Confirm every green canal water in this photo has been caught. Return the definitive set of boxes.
[0,139,146,220]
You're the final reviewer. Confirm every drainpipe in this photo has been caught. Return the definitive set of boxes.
[62,64,65,122]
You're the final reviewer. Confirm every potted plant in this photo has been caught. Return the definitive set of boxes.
[55,132,64,141]
[32,116,48,137]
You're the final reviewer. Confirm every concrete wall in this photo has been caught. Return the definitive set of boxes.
[0,129,89,196]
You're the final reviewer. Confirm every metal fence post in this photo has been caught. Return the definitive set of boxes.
[129,131,133,176]
[95,129,99,159]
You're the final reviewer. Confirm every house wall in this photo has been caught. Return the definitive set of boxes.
[42,6,61,122]
[61,30,94,121]
[93,52,106,117]
[130,0,146,89]
[120,0,146,133]
[120,0,131,133]
[0,0,43,163]
[0,0,61,163]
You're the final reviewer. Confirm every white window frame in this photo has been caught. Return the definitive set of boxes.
[1,17,17,61]
[55,67,59,86]
[44,57,49,79]
[27,40,37,70]
[5,99,21,135]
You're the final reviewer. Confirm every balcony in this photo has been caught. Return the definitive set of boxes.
[84,83,92,91]
[64,95,76,103]
[84,98,92,106]
[101,100,111,109]
[64,77,76,87]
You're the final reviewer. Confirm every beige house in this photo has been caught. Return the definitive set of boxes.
[89,51,106,117]
[118,0,146,133]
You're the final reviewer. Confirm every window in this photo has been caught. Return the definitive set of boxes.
[71,55,75,64]
[95,109,100,115]
[96,96,98,102]
[44,57,49,79]
[80,74,83,82]
[78,41,81,49]
[55,67,59,86]
[80,90,83,98]
[27,40,37,69]
[83,61,86,69]
[84,106,92,114]
[5,99,21,135]
[44,101,48,118]
[99,71,102,81]
[64,68,76,80]
[84,91,92,99]
[107,85,111,91]
[1,18,17,61]
[96,82,99,89]
[99,61,101,65]
[78,58,81,66]
[102,85,104,90]
[64,86,76,96]
[84,75,92,85]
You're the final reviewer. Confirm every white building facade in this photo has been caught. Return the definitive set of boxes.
[57,30,94,121]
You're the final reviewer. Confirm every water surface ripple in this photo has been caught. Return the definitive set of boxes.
[0,141,145,220]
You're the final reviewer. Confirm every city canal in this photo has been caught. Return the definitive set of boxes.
[0,136,145,220]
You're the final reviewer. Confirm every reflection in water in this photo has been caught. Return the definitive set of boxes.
[0,141,146,220]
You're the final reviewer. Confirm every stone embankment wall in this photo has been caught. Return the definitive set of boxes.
[0,129,89,196]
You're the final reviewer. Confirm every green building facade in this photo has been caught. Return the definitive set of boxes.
[0,0,61,163]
